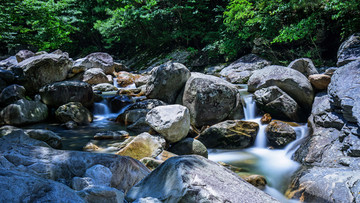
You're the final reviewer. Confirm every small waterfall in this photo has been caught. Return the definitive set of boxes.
[93,100,111,116]
[113,77,119,88]
[254,123,268,148]
[243,95,256,120]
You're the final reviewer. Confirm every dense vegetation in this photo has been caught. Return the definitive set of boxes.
[1,0,360,66]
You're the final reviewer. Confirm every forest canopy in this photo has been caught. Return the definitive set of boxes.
[1,0,359,65]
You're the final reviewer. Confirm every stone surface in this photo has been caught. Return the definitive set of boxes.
[265,121,296,148]
[92,83,118,92]
[287,58,318,77]
[248,65,314,110]
[94,130,129,140]
[183,72,242,127]
[260,113,272,124]
[73,52,115,75]
[135,74,151,87]
[0,56,18,68]
[114,71,139,87]
[15,50,35,63]
[140,157,163,171]
[25,129,62,149]
[0,99,48,125]
[0,84,26,107]
[337,33,360,66]
[145,104,190,143]
[72,177,94,191]
[254,86,304,122]
[328,60,360,125]
[116,132,166,160]
[18,53,73,93]
[198,120,259,149]
[84,164,112,187]
[308,74,331,90]
[126,155,279,203]
[39,81,94,107]
[168,138,208,158]
[243,174,267,190]
[55,102,93,125]
[108,95,134,113]
[219,54,271,84]
[77,185,124,203]
[83,68,110,85]
[146,62,190,104]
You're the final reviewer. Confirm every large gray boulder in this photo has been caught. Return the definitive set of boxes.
[126,155,279,203]
[146,62,190,104]
[73,52,115,75]
[145,104,190,143]
[198,120,259,149]
[55,102,93,125]
[25,129,62,149]
[0,84,26,107]
[287,58,318,77]
[337,33,360,66]
[17,53,73,93]
[168,138,208,158]
[39,81,94,107]
[254,86,304,122]
[328,60,360,126]
[15,50,35,63]
[83,68,110,85]
[265,121,296,148]
[219,54,271,84]
[248,65,314,110]
[183,72,242,127]
[0,99,48,125]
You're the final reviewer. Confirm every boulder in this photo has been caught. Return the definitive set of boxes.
[73,52,115,75]
[183,72,242,127]
[108,95,134,113]
[198,120,259,149]
[92,83,118,92]
[0,129,51,148]
[168,138,208,158]
[0,56,18,68]
[0,84,26,107]
[145,104,190,143]
[84,165,112,187]
[126,155,279,203]
[55,102,93,125]
[93,131,129,140]
[242,174,267,190]
[254,86,304,122]
[0,99,48,125]
[0,167,85,203]
[114,71,139,87]
[140,157,164,171]
[260,113,272,124]
[77,185,124,203]
[127,117,151,133]
[116,132,166,160]
[337,33,360,66]
[25,129,62,149]
[135,74,150,87]
[18,53,73,93]
[265,121,296,148]
[83,68,110,85]
[287,58,318,77]
[219,54,271,84]
[0,68,15,83]
[248,65,314,110]
[39,81,94,107]
[308,74,331,90]
[0,138,150,193]
[15,50,35,63]
[328,60,360,125]
[72,177,94,191]
[113,62,129,72]
[146,62,190,103]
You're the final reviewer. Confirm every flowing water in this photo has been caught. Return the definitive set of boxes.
[208,94,308,203]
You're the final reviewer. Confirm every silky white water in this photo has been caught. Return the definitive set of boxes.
[208,94,307,202]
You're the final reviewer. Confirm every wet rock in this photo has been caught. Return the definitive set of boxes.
[0,99,48,125]
[337,33,360,66]
[73,52,115,75]
[126,155,279,203]
[243,174,267,190]
[135,74,150,87]
[261,113,272,124]
[92,83,118,92]
[72,177,94,191]
[114,71,138,87]
[94,131,129,140]
[116,132,166,160]
[84,165,112,187]
[287,58,318,77]
[18,53,73,93]
[0,129,51,148]
[220,54,271,84]
[55,102,93,125]
[183,72,242,127]
[146,62,190,104]
[145,104,190,143]
[308,74,331,90]
[198,120,259,149]
[108,95,134,113]
[77,185,124,203]
[324,67,337,76]
[116,109,148,125]
[265,121,296,148]
[156,150,178,162]
[254,86,304,122]
[248,65,314,110]
[140,157,163,171]
[0,167,85,203]
[15,50,34,63]
[328,60,360,125]
[39,81,94,108]
[168,138,208,158]
[25,129,62,149]
[0,84,26,107]
[0,138,150,193]
[83,68,110,85]
[126,99,166,111]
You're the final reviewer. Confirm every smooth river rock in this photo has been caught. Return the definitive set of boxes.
[265,121,296,148]
[126,155,279,203]
[55,102,93,125]
[168,138,208,158]
[287,58,318,77]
